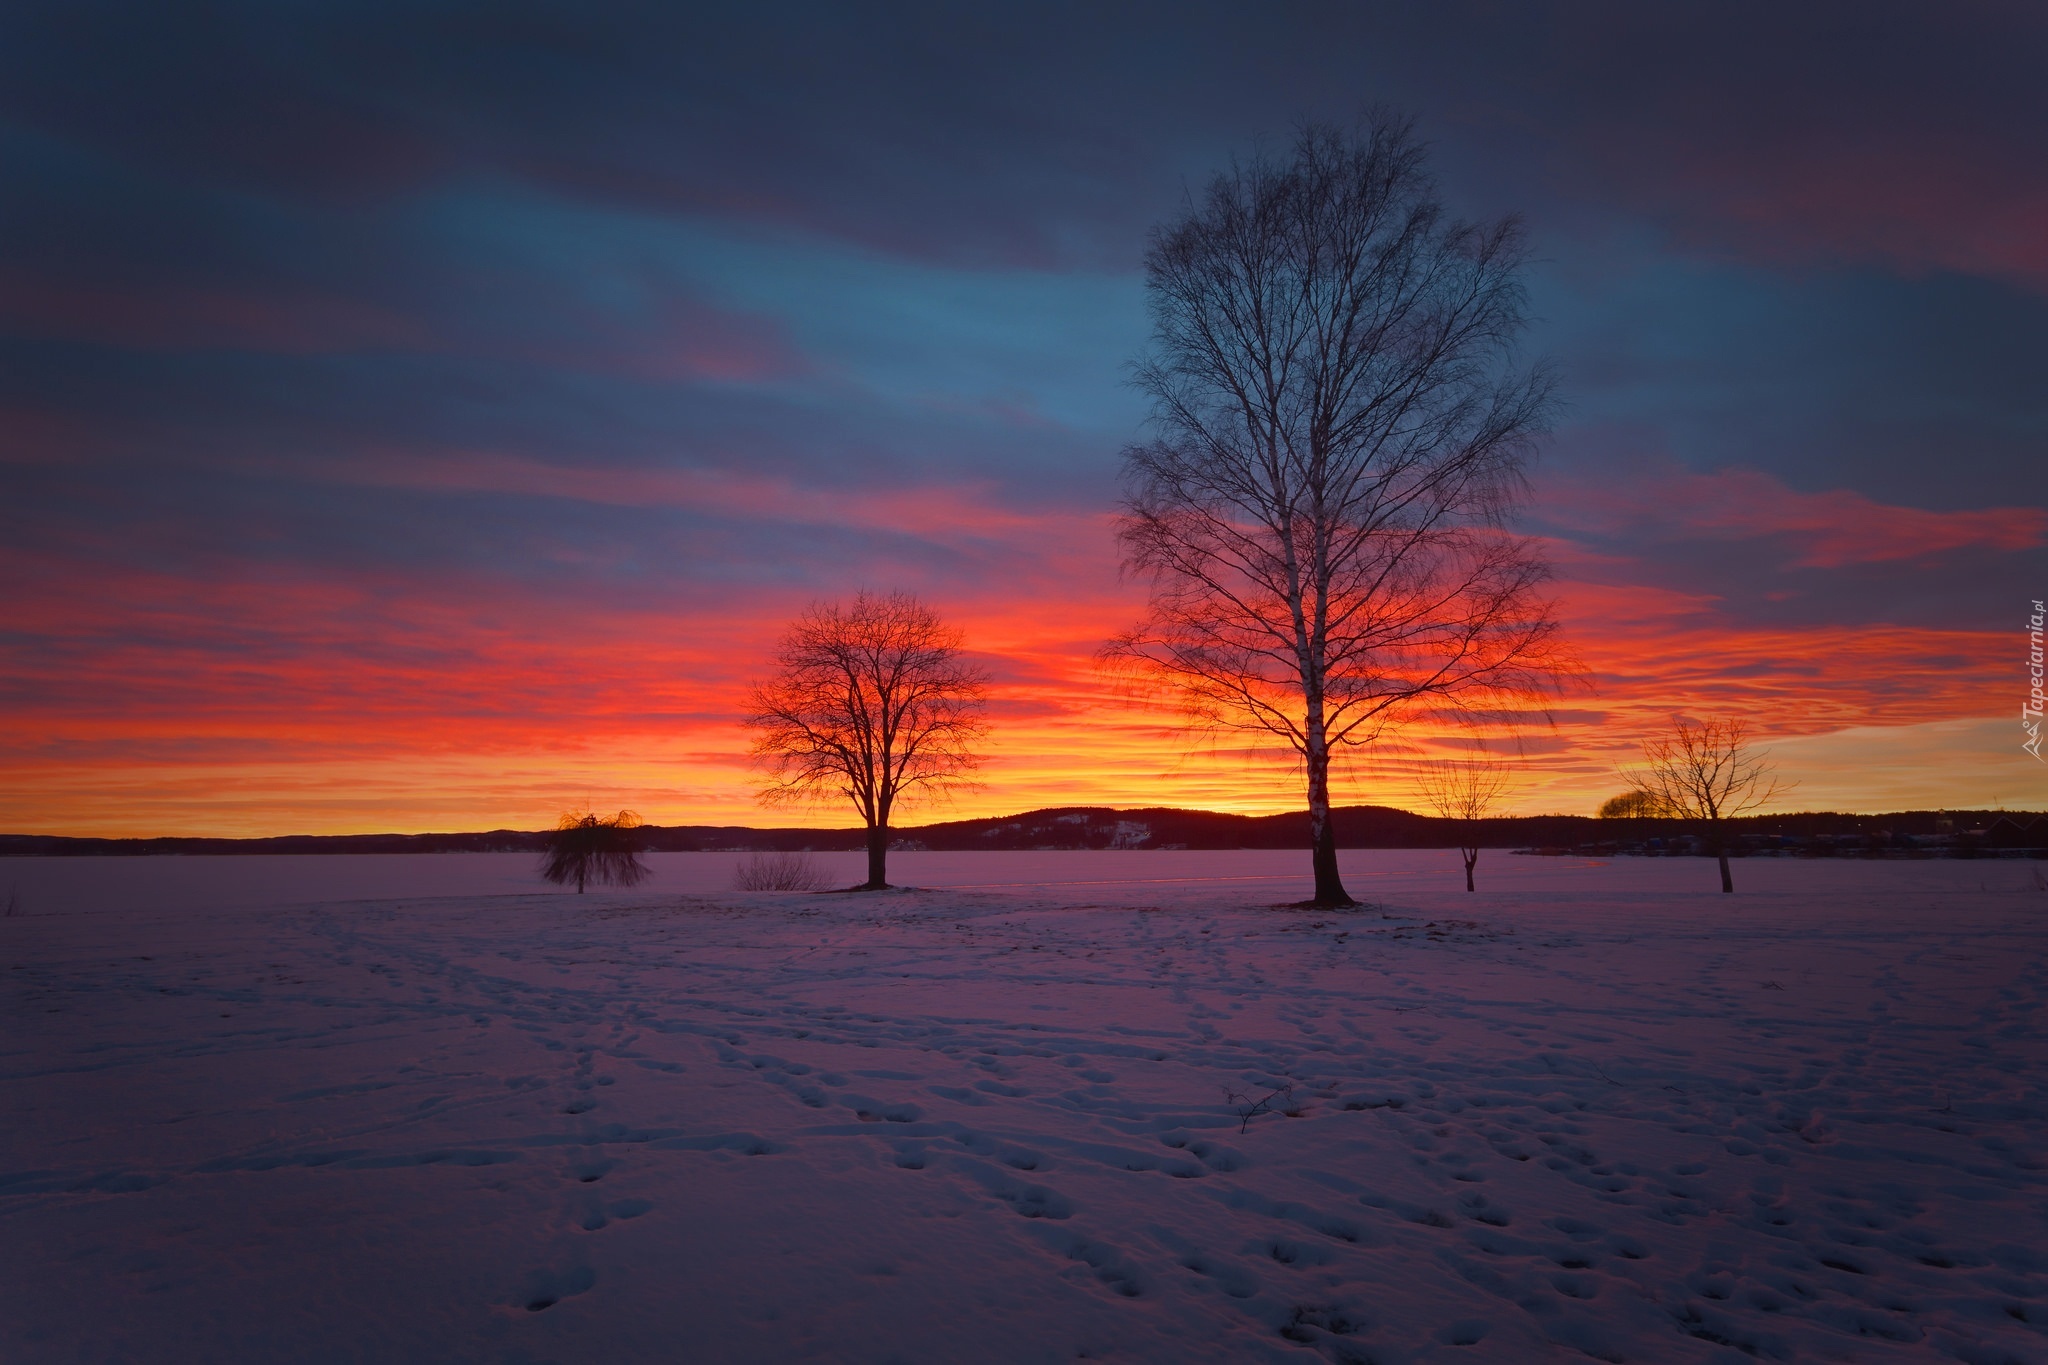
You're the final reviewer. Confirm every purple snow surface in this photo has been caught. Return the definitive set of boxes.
[3,851,2045,1363]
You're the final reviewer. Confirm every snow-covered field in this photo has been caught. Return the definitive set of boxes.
[4,852,2046,1364]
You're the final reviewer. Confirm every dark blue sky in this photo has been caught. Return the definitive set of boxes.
[3,1,2044,832]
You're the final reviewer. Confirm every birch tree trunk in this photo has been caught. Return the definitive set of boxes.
[1304,690,1349,904]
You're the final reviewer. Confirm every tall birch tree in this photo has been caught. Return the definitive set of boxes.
[1109,115,1571,906]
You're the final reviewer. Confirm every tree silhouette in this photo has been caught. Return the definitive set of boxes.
[1107,113,1573,906]
[1589,785,1671,847]
[746,591,988,891]
[1415,754,1517,891]
[1597,789,1669,819]
[1621,717,1788,893]
[539,809,651,894]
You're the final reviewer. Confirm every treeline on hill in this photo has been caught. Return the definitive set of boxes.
[4,807,2043,857]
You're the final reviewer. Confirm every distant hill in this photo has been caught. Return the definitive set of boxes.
[2,805,2041,856]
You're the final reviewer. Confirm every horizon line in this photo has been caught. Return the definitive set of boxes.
[4,802,2041,846]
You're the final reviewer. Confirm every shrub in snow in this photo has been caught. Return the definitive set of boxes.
[734,851,826,892]
[539,809,651,894]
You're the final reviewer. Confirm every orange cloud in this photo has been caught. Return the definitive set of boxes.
[3,465,2042,839]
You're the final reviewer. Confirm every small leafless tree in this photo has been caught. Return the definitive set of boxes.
[539,809,651,894]
[746,591,988,891]
[1621,717,1789,893]
[1107,113,1573,907]
[1415,755,1517,892]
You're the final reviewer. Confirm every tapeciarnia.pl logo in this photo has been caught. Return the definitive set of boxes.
[2027,598,2045,761]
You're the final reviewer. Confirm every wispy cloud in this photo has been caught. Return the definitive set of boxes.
[3,2,2044,834]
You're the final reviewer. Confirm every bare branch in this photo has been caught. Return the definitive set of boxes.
[1618,716,1793,892]
[1413,753,1517,891]
[1414,755,1517,824]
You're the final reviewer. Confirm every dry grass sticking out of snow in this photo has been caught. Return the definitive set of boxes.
[734,850,831,892]
[3,855,2046,1364]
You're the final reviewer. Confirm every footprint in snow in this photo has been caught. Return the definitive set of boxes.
[579,1196,653,1231]
[1177,1251,1258,1299]
[1436,1318,1491,1346]
[515,1265,595,1313]
[1256,1237,1333,1269]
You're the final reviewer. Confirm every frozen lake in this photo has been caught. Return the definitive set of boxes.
[2,846,2029,918]
[4,855,2045,1362]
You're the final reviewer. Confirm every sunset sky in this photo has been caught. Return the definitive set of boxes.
[4,2,2045,837]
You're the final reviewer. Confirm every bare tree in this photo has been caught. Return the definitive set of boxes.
[539,809,651,894]
[1621,717,1788,893]
[746,591,988,891]
[1415,754,1517,892]
[1108,114,1572,907]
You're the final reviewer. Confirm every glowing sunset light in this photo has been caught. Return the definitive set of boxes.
[10,14,2048,1365]
[2,6,2042,839]
[2,468,2036,837]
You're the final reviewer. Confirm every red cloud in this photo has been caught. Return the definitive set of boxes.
[2,462,2040,837]
[1538,459,2045,568]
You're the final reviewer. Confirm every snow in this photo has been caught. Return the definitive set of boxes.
[4,851,2046,1363]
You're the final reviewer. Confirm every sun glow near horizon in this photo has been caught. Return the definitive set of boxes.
[4,472,2043,839]
[4,17,2044,841]
[4,590,2036,840]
